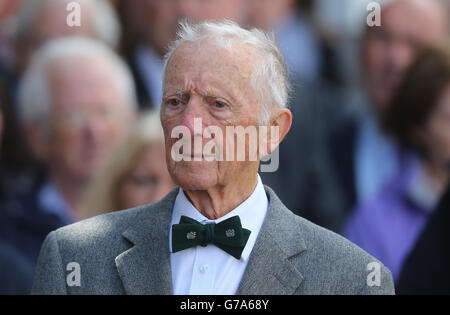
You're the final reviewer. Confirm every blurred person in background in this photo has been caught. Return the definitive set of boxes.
[252,0,349,231]
[121,0,179,109]
[343,45,450,283]
[0,0,122,204]
[0,241,34,294]
[121,0,248,110]
[115,0,148,63]
[246,0,321,84]
[80,110,175,220]
[0,0,24,89]
[176,0,248,25]
[0,0,32,195]
[397,179,450,294]
[0,37,136,266]
[12,0,121,76]
[0,79,34,295]
[321,0,449,229]
[265,0,450,233]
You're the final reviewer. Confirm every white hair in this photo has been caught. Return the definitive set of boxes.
[18,37,137,128]
[12,0,121,48]
[163,20,290,124]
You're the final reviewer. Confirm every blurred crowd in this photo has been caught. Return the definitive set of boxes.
[0,0,449,294]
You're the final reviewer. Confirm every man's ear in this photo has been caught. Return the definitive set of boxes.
[24,123,51,162]
[259,108,292,158]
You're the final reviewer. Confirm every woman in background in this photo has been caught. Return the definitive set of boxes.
[343,44,450,283]
[80,110,175,219]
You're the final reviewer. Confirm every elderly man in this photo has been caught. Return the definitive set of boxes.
[32,21,394,295]
[0,37,136,266]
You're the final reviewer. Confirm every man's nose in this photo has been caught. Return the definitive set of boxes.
[82,113,113,146]
[179,96,207,135]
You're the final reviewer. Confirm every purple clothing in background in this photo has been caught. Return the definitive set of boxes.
[342,153,434,282]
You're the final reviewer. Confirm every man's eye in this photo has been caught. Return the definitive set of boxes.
[214,101,226,109]
[166,98,182,107]
[168,99,182,107]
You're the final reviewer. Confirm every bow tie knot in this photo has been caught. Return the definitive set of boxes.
[201,223,215,247]
[172,215,251,259]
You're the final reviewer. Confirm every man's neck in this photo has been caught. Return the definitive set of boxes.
[183,173,259,220]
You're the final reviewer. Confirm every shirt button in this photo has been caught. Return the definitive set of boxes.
[199,265,209,274]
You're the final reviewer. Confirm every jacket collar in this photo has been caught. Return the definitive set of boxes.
[115,188,178,295]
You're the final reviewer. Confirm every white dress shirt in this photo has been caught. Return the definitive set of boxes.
[169,175,268,295]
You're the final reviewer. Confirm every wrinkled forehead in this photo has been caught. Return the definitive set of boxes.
[164,40,263,93]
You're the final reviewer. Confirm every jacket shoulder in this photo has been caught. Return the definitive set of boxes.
[53,204,152,245]
[53,187,179,246]
[290,213,395,294]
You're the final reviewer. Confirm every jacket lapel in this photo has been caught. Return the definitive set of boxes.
[237,186,307,295]
[115,188,179,295]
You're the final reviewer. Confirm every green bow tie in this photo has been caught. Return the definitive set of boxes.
[171,215,251,259]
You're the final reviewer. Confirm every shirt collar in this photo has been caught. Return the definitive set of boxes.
[170,175,268,261]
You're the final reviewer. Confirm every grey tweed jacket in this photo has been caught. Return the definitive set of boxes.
[31,186,395,295]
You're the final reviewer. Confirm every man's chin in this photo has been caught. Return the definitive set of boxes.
[170,164,218,191]
[177,180,215,191]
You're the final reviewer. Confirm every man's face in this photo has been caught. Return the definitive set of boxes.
[363,0,447,113]
[161,41,263,191]
[45,58,133,182]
